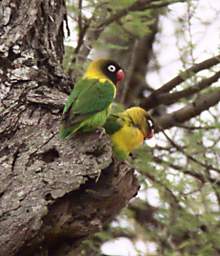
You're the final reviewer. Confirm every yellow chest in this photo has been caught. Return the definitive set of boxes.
[111,125,144,154]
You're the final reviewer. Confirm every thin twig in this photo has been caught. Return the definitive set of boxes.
[175,124,218,130]
[153,155,220,185]
[78,0,83,34]
[158,126,220,173]
[120,40,138,104]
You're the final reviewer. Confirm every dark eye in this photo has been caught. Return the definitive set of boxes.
[147,119,154,129]
[107,65,116,72]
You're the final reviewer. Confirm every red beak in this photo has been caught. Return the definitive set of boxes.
[145,129,154,139]
[116,69,125,83]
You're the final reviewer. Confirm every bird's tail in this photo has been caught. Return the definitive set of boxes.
[59,124,81,139]
[59,127,71,139]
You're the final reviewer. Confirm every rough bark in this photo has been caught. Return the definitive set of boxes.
[0,1,139,255]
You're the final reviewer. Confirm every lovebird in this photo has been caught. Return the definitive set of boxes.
[60,59,125,139]
[104,107,154,160]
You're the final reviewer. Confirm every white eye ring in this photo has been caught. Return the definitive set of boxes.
[148,119,154,129]
[108,65,116,72]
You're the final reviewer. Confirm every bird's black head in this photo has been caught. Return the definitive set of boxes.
[101,59,125,85]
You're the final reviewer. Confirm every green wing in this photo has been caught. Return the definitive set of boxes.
[62,79,96,115]
[72,80,115,114]
[60,78,115,138]
[104,114,123,135]
[64,79,115,117]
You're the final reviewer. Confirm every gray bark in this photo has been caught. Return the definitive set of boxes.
[0,1,139,255]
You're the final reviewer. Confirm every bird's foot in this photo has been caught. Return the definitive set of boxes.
[95,127,106,138]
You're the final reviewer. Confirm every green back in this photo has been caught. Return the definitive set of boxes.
[63,79,95,114]
[63,78,115,116]
[72,80,115,114]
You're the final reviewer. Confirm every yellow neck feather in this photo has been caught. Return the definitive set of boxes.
[83,59,112,84]
[84,69,108,83]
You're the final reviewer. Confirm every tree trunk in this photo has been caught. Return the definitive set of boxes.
[0,1,139,255]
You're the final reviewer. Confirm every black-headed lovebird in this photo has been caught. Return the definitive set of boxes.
[60,59,125,139]
[104,107,154,160]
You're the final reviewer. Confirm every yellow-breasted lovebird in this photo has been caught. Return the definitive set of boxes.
[104,107,154,160]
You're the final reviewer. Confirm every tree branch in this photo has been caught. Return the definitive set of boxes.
[98,0,186,29]
[156,88,220,130]
[159,70,220,104]
[143,69,220,109]
[155,54,220,94]
[120,18,159,105]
